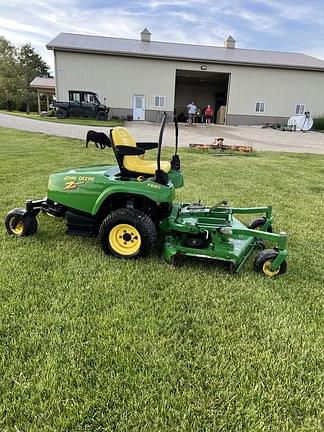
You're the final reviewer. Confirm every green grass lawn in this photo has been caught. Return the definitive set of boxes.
[0,110,124,127]
[0,127,323,431]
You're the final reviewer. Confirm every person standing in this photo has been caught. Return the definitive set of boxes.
[204,104,214,124]
[186,102,197,124]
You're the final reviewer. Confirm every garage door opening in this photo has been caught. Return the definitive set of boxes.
[174,70,230,124]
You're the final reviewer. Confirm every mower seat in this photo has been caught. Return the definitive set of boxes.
[111,127,171,175]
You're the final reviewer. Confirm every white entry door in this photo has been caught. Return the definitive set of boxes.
[133,95,145,120]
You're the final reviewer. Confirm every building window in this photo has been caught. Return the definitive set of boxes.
[154,96,166,108]
[295,104,305,115]
[255,102,265,113]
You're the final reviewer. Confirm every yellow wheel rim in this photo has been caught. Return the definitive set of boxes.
[262,260,280,277]
[109,224,141,256]
[10,217,24,235]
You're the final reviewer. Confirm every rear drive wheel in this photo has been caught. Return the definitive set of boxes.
[254,249,287,277]
[99,208,157,259]
[5,212,38,237]
[55,108,67,119]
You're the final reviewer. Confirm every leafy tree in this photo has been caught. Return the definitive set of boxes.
[0,37,18,110]
[16,42,50,114]
[0,38,50,112]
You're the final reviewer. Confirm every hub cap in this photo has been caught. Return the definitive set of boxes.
[262,260,280,277]
[10,217,24,235]
[109,224,141,256]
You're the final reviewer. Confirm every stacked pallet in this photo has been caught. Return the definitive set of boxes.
[189,138,253,153]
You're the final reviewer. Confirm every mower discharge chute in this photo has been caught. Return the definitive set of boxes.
[5,113,287,276]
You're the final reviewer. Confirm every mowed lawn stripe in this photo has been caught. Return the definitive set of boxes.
[0,127,323,431]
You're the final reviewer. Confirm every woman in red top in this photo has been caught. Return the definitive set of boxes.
[205,105,214,124]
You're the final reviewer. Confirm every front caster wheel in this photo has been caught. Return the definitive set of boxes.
[254,249,287,277]
[5,212,38,237]
[99,208,157,259]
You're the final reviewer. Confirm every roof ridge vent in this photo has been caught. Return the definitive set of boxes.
[224,36,235,49]
[140,28,151,42]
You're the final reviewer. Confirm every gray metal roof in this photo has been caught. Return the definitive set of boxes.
[47,32,324,71]
[30,77,56,89]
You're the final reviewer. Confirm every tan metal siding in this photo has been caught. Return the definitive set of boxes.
[55,51,324,119]
[226,66,324,117]
[56,52,175,111]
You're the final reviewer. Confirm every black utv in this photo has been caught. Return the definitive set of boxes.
[54,91,109,120]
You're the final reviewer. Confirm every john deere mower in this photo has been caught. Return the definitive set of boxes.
[5,113,287,276]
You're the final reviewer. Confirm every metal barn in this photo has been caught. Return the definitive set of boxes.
[47,30,324,124]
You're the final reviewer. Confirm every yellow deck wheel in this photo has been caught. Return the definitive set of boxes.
[262,260,280,277]
[254,248,287,277]
[109,223,141,256]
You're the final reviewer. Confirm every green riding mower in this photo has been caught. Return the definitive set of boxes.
[5,113,287,276]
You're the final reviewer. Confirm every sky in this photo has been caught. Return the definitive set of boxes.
[1,0,324,73]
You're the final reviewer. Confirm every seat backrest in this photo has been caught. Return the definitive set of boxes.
[111,126,171,176]
[111,127,147,173]
[111,127,136,148]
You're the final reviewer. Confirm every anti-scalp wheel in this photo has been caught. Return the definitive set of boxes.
[254,249,287,277]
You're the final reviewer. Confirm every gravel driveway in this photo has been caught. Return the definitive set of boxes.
[1,113,323,154]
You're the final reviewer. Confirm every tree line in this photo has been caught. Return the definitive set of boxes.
[0,36,50,113]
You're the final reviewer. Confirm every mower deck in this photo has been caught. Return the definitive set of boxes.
[160,203,287,273]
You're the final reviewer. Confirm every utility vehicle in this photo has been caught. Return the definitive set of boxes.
[54,90,109,120]
[5,113,287,276]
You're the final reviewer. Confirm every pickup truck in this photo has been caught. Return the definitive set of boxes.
[54,91,109,120]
